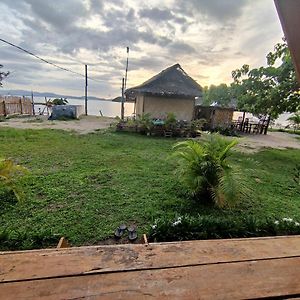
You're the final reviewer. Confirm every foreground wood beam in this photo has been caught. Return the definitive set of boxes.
[0,236,300,299]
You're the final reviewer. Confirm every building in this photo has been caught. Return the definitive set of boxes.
[194,100,236,129]
[125,64,202,121]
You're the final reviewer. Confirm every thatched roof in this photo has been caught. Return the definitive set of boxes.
[125,63,202,99]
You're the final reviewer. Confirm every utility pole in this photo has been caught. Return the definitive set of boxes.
[124,47,129,90]
[31,91,35,116]
[121,77,125,120]
[85,64,88,116]
[120,47,129,120]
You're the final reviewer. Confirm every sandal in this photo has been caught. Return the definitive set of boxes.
[128,226,138,241]
[114,224,127,238]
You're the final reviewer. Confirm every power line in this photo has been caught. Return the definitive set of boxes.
[0,38,105,83]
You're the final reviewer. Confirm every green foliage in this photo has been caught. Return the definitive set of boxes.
[210,126,239,137]
[173,134,249,207]
[148,215,300,242]
[232,40,300,119]
[0,157,27,201]
[0,64,9,87]
[190,118,206,131]
[51,98,68,105]
[287,112,300,130]
[165,112,177,129]
[203,83,232,107]
[136,113,152,133]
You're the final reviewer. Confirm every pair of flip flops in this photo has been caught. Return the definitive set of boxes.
[114,224,137,241]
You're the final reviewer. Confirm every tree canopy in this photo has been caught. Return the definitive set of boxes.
[203,83,233,107]
[231,40,300,119]
[0,65,9,87]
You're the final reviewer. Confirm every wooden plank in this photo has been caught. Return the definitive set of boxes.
[1,236,300,283]
[1,256,300,299]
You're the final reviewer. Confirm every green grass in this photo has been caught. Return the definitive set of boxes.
[0,128,299,249]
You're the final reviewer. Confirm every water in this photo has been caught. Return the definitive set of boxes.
[33,97,135,118]
[233,111,293,128]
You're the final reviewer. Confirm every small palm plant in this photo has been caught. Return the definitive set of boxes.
[173,134,250,207]
[287,112,300,131]
[0,158,27,202]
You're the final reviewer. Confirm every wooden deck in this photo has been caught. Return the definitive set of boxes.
[1,236,300,299]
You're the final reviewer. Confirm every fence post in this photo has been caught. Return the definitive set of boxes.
[3,101,6,116]
[20,98,23,115]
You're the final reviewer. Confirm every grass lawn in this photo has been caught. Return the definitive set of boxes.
[0,127,300,249]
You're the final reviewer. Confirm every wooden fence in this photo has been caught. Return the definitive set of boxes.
[0,96,33,116]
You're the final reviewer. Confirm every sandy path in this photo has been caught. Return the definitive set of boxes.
[0,116,116,134]
[237,131,300,152]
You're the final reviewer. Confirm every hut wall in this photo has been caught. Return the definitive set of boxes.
[211,108,234,128]
[135,94,144,116]
[143,96,194,120]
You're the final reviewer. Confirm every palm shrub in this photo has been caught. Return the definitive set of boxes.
[136,113,152,134]
[0,158,27,202]
[173,134,249,207]
[165,112,177,130]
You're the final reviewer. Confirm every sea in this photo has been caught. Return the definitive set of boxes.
[33,97,135,118]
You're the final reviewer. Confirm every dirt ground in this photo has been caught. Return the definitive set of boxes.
[0,116,299,151]
[236,131,300,152]
[0,115,116,134]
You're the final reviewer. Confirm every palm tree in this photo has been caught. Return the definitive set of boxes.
[0,158,27,201]
[173,134,250,207]
[287,112,300,130]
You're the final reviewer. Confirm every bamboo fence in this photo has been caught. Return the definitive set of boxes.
[0,96,33,116]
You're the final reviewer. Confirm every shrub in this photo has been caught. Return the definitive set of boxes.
[165,112,177,129]
[136,113,152,134]
[173,134,250,207]
[148,215,300,242]
[0,158,27,201]
[211,126,239,137]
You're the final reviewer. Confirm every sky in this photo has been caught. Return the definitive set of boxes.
[0,0,283,98]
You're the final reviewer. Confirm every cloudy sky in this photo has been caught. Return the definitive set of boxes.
[0,0,283,98]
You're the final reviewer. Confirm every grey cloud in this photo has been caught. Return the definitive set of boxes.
[177,0,249,22]
[139,7,187,24]
[168,41,196,56]
[129,56,170,72]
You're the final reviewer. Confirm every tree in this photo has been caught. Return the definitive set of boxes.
[0,65,9,87]
[231,40,300,119]
[173,134,250,208]
[203,83,232,107]
[51,98,68,105]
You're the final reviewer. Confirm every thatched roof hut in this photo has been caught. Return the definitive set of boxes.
[125,64,202,120]
[195,100,237,129]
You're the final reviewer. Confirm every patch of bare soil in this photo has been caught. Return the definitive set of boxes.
[0,115,116,134]
[237,131,300,152]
